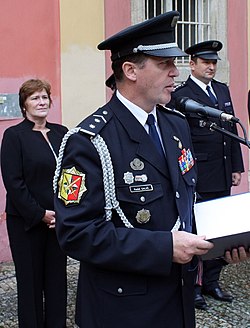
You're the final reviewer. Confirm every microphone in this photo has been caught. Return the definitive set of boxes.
[175,97,239,123]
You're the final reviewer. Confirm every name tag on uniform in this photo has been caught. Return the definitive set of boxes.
[129,184,153,193]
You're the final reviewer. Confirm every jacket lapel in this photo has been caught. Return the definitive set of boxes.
[186,77,215,107]
[157,110,180,189]
[137,139,169,178]
[211,81,224,109]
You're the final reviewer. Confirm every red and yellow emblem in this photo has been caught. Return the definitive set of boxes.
[58,167,87,205]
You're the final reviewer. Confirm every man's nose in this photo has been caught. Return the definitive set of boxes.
[209,63,216,69]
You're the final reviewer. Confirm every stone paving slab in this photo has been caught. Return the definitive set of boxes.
[0,259,249,327]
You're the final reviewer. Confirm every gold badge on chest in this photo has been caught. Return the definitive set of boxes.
[136,209,151,224]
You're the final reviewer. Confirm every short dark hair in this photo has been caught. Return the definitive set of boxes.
[19,79,52,117]
[111,53,148,82]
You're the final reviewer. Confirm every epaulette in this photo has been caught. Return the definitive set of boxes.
[212,79,228,87]
[53,107,113,194]
[157,104,186,118]
[77,107,113,137]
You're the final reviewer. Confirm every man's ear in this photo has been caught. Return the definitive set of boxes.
[122,61,137,81]
[189,60,195,71]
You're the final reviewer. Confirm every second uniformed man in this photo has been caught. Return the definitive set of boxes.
[169,40,245,310]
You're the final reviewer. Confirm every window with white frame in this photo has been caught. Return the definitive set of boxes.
[131,0,228,83]
[173,0,210,59]
[144,0,211,64]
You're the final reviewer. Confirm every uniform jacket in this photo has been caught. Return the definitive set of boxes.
[1,118,68,230]
[55,94,198,328]
[169,77,244,193]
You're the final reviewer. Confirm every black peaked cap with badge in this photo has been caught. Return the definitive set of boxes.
[185,40,223,60]
[98,11,187,61]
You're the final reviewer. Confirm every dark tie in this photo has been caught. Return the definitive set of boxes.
[206,85,217,105]
[146,114,165,158]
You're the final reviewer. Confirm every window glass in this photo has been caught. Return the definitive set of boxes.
[133,0,228,83]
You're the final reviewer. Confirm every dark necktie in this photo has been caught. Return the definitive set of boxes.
[146,114,165,158]
[206,85,217,105]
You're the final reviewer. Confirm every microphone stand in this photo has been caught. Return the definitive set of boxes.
[204,119,250,149]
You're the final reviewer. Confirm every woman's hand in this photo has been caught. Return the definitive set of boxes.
[42,210,56,228]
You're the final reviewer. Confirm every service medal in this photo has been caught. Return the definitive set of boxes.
[178,148,194,175]
[136,209,151,224]
[58,166,87,205]
[173,136,183,149]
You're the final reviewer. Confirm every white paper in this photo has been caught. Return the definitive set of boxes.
[194,192,250,239]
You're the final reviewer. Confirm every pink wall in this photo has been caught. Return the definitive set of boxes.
[228,0,249,194]
[0,0,61,262]
[104,0,131,99]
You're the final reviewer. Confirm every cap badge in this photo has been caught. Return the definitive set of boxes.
[130,158,144,171]
[171,15,179,27]
[58,167,86,205]
[178,148,195,175]
[136,209,151,224]
[123,172,134,185]
[212,41,219,48]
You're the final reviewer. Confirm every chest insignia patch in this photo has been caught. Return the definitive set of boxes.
[178,148,194,175]
[58,166,86,205]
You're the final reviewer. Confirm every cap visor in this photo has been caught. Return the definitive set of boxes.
[193,53,221,60]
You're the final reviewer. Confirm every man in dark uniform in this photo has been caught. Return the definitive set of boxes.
[54,15,247,328]
[169,40,245,310]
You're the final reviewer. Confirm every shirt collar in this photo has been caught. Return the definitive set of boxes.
[116,90,157,127]
[190,74,214,93]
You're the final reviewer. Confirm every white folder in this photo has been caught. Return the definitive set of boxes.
[194,192,250,260]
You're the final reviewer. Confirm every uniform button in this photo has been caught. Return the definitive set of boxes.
[176,191,180,198]
[224,142,226,146]
[89,124,95,129]
[103,110,108,115]
[94,118,101,123]
[140,196,146,202]
[192,178,196,184]
[117,288,123,294]
[224,156,227,160]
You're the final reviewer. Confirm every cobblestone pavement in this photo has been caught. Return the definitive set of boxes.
[0,258,249,327]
